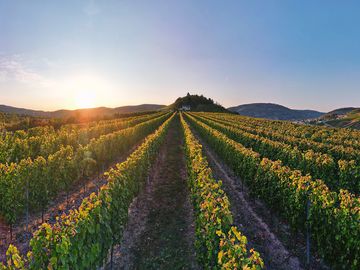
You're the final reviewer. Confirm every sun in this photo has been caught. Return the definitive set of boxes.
[75,90,96,109]
[64,73,113,109]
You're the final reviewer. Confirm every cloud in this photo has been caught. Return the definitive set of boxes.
[83,0,100,16]
[0,55,55,87]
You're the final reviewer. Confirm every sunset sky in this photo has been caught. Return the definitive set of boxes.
[1,1,360,112]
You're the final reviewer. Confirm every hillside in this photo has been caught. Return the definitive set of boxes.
[321,107,358,119]
[316,107,360,129]
[228,103,324,120]
[0,104,165,118]
[170,93,228,112]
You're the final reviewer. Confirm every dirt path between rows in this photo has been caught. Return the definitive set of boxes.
[107,115,199,270]
[191,129,329,270]
[0,139,145,263]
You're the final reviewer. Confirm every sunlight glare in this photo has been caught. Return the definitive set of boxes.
[75,90,96,109]
[63,73,113,109]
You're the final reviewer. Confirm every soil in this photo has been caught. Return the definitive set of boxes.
[106,115,199,270]
[0,139,145,263]
[191,127,329,270]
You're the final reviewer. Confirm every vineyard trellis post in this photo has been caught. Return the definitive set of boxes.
[110,244,114,270]
[306,191,311,266]
[26,175,29,236]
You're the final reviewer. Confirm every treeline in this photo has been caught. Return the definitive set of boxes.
[172,93,228,112]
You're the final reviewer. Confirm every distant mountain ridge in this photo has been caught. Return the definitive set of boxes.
[0,104,165,118]
[228,103,324,120]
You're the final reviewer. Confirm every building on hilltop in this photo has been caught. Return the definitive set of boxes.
[179,105,191,111]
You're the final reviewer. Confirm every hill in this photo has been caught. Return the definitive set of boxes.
[228,103,324,120]
[320,107,358,120]
[0,104,165,119]
[170,93,228,112]
[316,107,360,129]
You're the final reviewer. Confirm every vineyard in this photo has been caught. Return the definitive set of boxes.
[0,111,359,269]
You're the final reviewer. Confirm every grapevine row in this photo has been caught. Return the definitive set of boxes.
[184,112,360,269]
[0,111,166,163]
[0,113,170,230]
[200,112,360,162]
[213,113,360,192]
[180,114,263,269]
[208,112,360,150]
[191,113,359,194]
[0,113,175,270]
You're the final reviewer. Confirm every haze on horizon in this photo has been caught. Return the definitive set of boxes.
[1,1,359,112]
